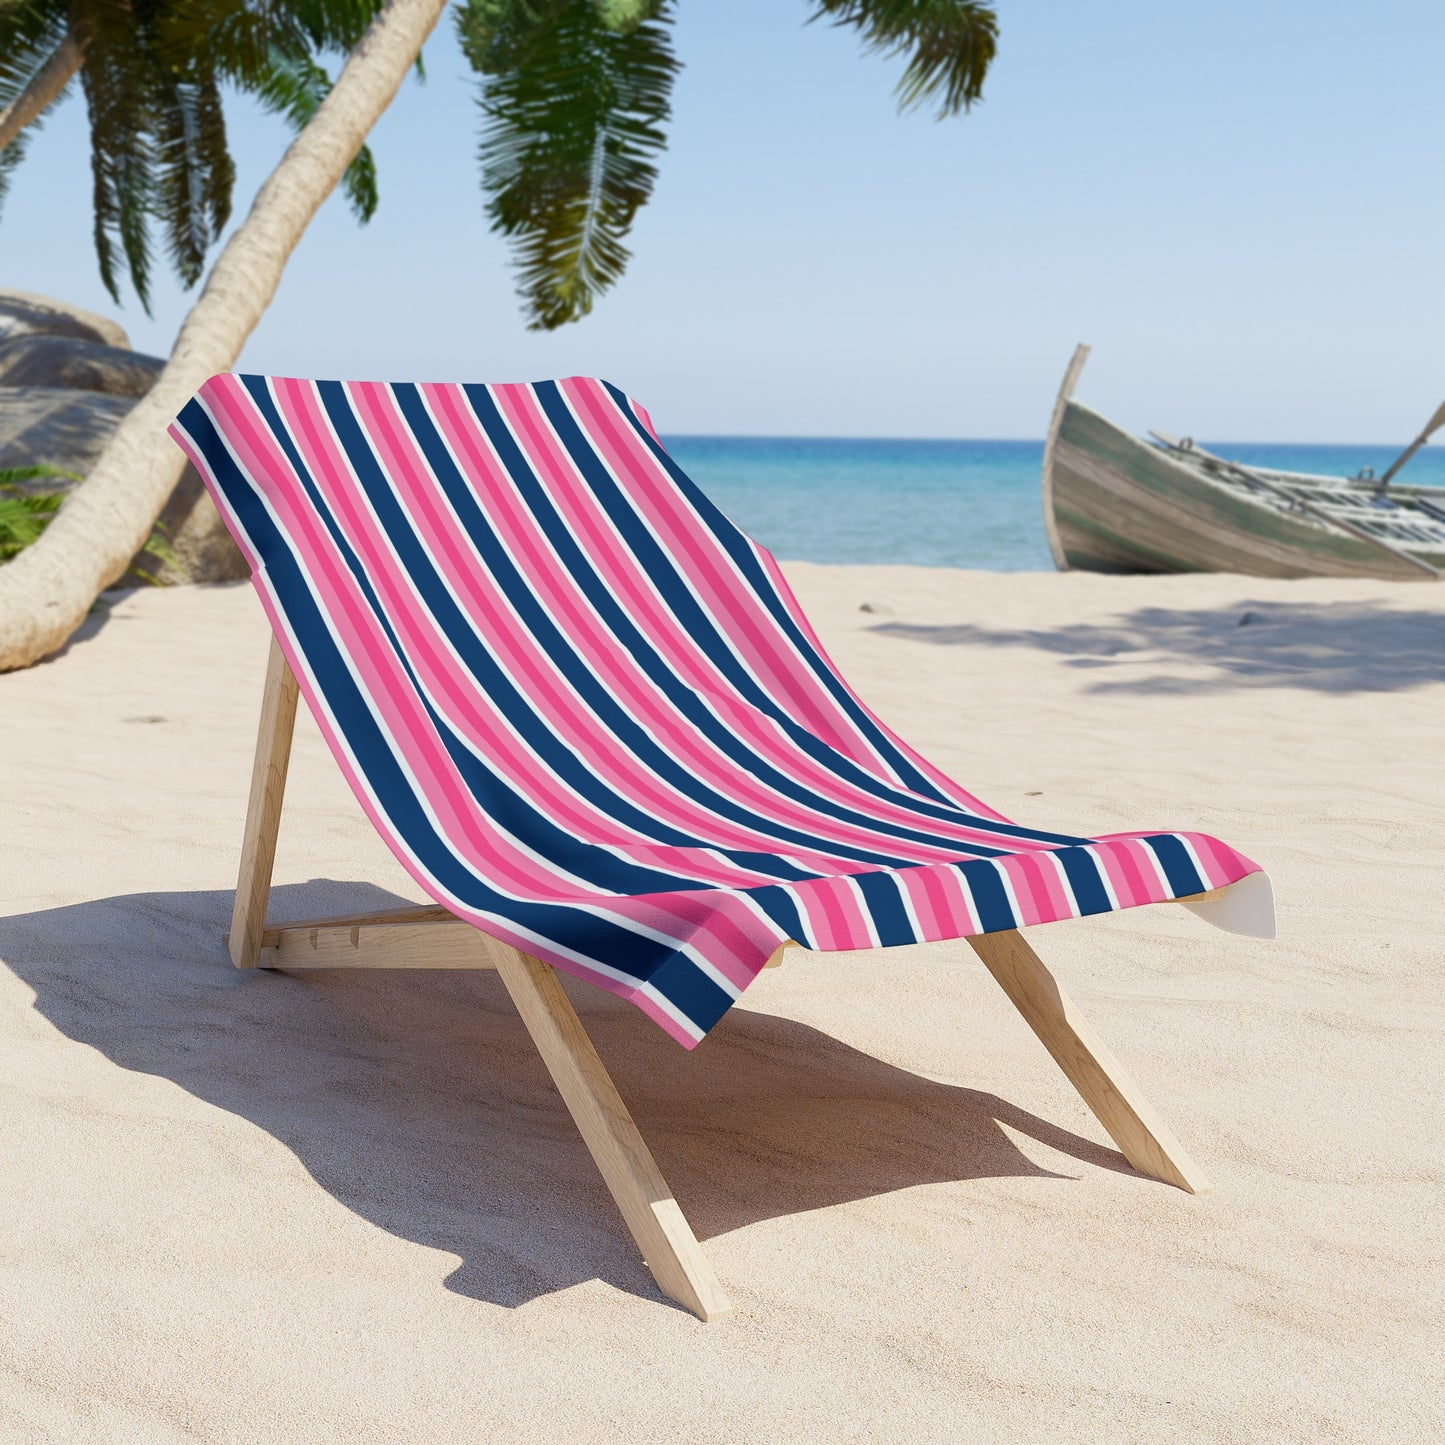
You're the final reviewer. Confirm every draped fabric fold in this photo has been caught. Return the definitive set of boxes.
[172,374,1262,1048]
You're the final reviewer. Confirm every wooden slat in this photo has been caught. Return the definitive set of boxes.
[229,637,300,969]
[967,930,1211,1194]
[493,948,732,1322]
[260,919,502,971]
[234,903,455,948]
[1173,437,1441,578]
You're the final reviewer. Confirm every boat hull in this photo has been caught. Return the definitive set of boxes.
[1047,401,1442,581]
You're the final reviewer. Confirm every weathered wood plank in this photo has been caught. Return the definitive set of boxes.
[229,637,300,968]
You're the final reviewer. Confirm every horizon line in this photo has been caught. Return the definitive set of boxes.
[660,432,1427,450]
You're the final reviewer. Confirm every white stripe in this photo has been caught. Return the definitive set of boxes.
[416,381,996,864]
[1173,833,1213,891]
[991,861,1027,929]
[1080,844,1122,911]
[584,382,915,791]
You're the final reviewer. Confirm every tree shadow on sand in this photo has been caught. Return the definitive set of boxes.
[0,880,1134,1313]
[873,599,1445,695]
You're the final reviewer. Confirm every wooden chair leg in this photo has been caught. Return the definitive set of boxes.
[230,635,299,969]
[493,949,732,1321]
[967,930,1211,1194]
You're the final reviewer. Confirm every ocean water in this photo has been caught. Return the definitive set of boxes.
[662,435,1445,571]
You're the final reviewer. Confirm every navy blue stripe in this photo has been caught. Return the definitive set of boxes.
[956,859,1019,934]
[1055,845,1114,917]
[380,383,949,872]
[1142,833,1207,898]
[451,383,1024,863]
[852,870,915,946]
[600,379,959,805]
[644,952,735,1034]
[551,382,1092,850]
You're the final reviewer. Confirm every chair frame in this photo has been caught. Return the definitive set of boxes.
[225,635,1215,1321]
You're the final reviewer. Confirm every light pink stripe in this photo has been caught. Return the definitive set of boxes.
[444,384,1027,864]
[751,545,1009,822]
[489,384,1050,861]
[327,383,791,889]
[420,383,936,868]
[247,379,615,904]
[566,380,870,761]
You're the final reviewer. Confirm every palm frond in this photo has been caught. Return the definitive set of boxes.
[75,0,159,309]
[0,3,69,103]
[0,113,33,218]
[0,476,66,562]
[0,4,72,222]
[458,0,679,330]
[282,0,388,53]
[152,69,235,287]
[811,0,998,118]
[0,471,176,574]
[0,463,83,485]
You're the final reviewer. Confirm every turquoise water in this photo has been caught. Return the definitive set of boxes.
[663,435,1445,571]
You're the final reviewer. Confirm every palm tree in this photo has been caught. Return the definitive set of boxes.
[0,0,998,671]
[0,0,388,309]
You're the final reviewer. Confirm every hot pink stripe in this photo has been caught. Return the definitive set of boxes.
[567,379,905,781]
[178,371,1268,1054]
[485,385,1048,862]
[441,384,1024,864]
[421,384,929,867]
[236,379,615,904]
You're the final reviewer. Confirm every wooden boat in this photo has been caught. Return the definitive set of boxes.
[1042,345,1445,580]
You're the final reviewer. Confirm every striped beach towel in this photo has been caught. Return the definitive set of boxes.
[171,375,1264,1049]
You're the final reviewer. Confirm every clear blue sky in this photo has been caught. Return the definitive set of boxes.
[6,1,1443,440]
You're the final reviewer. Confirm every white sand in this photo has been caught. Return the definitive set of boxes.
[2,567,1441,1442]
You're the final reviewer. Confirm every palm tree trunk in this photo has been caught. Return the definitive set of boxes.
[0,0,448,671]
[0,32,83,153]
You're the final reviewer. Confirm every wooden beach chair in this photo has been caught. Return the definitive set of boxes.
[171,374,1275,1321]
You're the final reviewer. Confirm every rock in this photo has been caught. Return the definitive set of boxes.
[0,287,130,350]
[0,386,248,586]
[0,290,249,585]
[124,465,252,587]
[0,386,133,478]
[0,334,164,397]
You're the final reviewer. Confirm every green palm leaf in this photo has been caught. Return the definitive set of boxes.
[0,0,390,307]
[459,0,679,330]
[811,0,999,118]
[162,0,384,223]
[245,46,380,222]
[0,4,72,220]
[152,68,236,289]
[75,0,161,309]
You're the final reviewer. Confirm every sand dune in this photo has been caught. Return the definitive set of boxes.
[2,567,1441,1442]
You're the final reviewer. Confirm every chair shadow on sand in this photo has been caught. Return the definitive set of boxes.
[873,599,1445,695]
[0,880,1135,1313]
